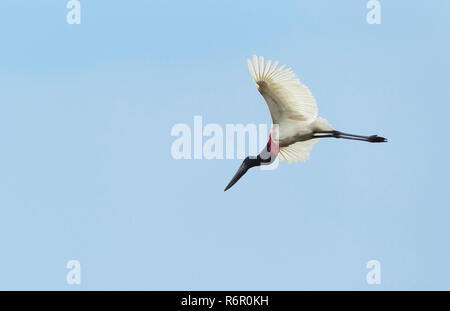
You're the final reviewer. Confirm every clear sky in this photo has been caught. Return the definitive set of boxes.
[1,0,449,290]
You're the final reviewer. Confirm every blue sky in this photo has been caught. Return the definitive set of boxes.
[0,0,449,290]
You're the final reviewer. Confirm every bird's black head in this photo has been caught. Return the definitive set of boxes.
[224,138,278,192]
[223,156,261,192]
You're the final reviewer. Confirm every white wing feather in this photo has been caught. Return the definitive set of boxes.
[247,55,318,124]
[247,55,326,164]
[278,139,319,164]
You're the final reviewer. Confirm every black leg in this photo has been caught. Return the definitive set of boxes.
[313,131,387,143]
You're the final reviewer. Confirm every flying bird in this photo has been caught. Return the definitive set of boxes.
[224,55,387,191]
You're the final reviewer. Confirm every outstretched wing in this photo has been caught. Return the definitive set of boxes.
[247,55,318,125]
[278,139,319,164]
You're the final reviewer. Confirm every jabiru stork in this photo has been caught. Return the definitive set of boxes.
[224,55,387,191]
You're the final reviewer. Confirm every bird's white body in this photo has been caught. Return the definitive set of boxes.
[248,55,333,163]
[273,117,332,147]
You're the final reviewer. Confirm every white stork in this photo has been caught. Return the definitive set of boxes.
[224,55,387,191]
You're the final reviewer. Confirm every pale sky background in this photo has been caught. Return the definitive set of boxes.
[1,0,450,290]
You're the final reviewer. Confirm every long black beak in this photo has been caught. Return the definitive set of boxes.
[224,160,250,192]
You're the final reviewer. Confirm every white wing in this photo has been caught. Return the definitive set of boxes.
[247,55,318,125]
[278,139,319,164]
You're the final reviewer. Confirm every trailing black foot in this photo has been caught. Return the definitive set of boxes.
[369,135,387,143]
